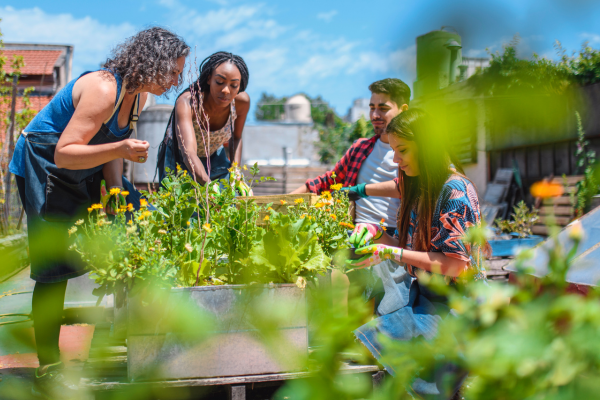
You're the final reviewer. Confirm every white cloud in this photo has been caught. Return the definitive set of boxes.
[581,32,600,45]
[316,10,338,23]
[0,6,136,74]
[0,4,418,113]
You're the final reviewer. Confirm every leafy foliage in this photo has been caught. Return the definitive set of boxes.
[71,164,350,300]
[573,111,599,218]
[494,200,539,237]
[315,116,374,164]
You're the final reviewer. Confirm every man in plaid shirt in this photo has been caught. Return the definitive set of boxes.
[291,78,409,227]
[291,78,410,315]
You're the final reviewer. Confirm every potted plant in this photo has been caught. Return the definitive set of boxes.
[491,201,543,257]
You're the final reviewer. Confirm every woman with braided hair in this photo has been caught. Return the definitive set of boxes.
[157,51,251,191]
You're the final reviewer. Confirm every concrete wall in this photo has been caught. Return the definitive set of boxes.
[242,122,319,164]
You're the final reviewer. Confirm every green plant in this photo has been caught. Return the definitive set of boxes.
[573,111,599,218]
[72,163,344,300]
[494,200,539,237]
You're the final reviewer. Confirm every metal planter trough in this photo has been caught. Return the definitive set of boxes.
[488,234,544,257]
[127,284,308,381]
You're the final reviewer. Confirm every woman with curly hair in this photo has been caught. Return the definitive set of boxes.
[346,109,488,398]
[157,51,250,190]
[8,27,189,399]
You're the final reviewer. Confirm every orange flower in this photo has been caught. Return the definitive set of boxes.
[330,214,337,220]
[140,199,148,208]
[314,202,325,208]
[280,200,287,205]
[530,181,564,198]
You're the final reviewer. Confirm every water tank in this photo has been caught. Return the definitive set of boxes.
[284,94,312,123]
[413,29,462,98]
[132,104,173,184]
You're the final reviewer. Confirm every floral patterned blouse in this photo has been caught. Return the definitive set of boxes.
[166,92,237,158]
[402,173,486,280]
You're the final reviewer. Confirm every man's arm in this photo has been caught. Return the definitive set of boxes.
[292,147,354,194]
[365,179,401,198]
[291,184,309,194]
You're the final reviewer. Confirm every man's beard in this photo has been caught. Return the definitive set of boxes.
[373,124,385,134]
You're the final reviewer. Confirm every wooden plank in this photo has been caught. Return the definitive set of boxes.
[538,216,572,225]
[549,175,584,185]
[539,206,574,216]
[81,363,381,391]
[532,225,549,235]
[543,196,575,206]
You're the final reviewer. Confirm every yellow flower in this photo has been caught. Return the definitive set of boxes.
[300,214,307,219]
[243,165,248,170]
[109,187,121,196]
[91,203,103,210]
[321,191,332,200]
[137,215,145,220]
[87,207,93,213]
[127,203,134,212]
[182,170,187,176]
[280,200,287,205]
[314,202,324,208]
[143,211,152,218]
[331,172,337,179]
[268,207,274,211]
[264,215,270,221]
[331,183,343,191]
[122,191,130,196]
[127,220,133,225]
[186,221,191,226]
[294,198,304,204]
[326,208,331,212]
[330,214,337,220]
[232,162,238,168]
[336,199,342,204]
[202,223,212,233]
[176,164,182,172]
[140,199,148,208]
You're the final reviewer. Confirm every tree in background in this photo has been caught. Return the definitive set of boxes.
[255,92,374,164]
[0,21,36,233]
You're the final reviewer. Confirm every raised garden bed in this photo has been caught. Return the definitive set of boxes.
[127,284,307,381]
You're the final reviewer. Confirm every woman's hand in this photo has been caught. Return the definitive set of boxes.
[346,244,404,269]
[119,139,149,163]
[348,223,383,247]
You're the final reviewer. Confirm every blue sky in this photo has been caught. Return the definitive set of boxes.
[2,0,600,121]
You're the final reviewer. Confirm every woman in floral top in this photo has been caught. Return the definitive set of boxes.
[157,52,250,185]
[347,108,489,397]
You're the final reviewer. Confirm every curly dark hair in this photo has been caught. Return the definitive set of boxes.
[198,51,249,93]
[103,27,190,94]
[369,78,411,106]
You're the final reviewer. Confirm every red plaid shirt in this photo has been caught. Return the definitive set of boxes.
[306,135,399,194]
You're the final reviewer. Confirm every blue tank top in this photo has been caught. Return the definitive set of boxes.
[9,70,130,177]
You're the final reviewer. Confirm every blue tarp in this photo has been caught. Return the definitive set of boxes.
[504,206,600,287]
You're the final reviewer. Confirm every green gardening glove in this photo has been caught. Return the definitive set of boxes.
[341,183,367,201]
